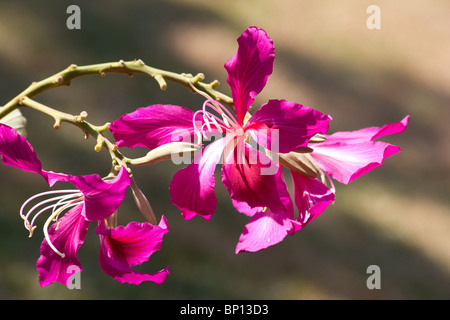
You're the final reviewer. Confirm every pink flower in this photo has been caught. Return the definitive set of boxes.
[110,27,331,252]
[111,26,410,253]
[0,123,169,286]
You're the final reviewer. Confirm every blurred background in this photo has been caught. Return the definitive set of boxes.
[0,0,449,299]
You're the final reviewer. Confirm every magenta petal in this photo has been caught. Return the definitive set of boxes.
[311,141,399,184]
[289,171,335,234]
[235,168,294,253]
[224,26,275,125]
[67,166,131,221]
[311,116,409,184]
[110,104,202,149]
[170,136,233,220]
[221,142,286,213]
[42,171,71,187]
[236,207,294,253]
[324,115,410,143]
[0,124,44,176]
[230,198,261,217]
[372,115,410,140]
[246,99,331,153]
[37,204,89,287]
[96,216,170,285]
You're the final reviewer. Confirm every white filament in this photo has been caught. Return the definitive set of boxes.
[20,189,84,258]
[189,80,241,144]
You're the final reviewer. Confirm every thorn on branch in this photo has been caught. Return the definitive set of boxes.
[209,80,220,89]
[53,119,61,130]
[55,76,64,85]
[94,140,103,152]
[76,111,88,122]
[190,73,205,84]
[154,74,167,91]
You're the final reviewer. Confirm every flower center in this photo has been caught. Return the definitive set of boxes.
[189,81,242,144]
[20,189,84,258]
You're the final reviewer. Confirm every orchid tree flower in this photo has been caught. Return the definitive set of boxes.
[0,123,169,286]
[110,27,332,251]
[110,26,409,253]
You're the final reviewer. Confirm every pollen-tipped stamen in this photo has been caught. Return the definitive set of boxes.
[189,81,241,140]
[19,189,85,259]
[20,189,83,236]
[43,203,71,259]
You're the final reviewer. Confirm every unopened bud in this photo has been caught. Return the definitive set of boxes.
[279,149,321,178]
[129,142,202,166]
[55,76,64,84]
[130,179,157,225]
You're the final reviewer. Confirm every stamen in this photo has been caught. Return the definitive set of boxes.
[42,196,84,258]
[222,115,231,128]
[22,190,85,259]
[20,189,82,236]
[203,100,239,129]
[188,80,243,142]
[43,205,68,259]
[188,79,214,101]
[195,130,203,145]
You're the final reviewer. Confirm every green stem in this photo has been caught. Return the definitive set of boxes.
[0,59,235,174]
[19,97,126,170]
[0,59,234,120]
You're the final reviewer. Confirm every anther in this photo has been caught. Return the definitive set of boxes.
[28,225,37,238]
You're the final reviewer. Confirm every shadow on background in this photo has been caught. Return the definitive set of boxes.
[0,0,449,299]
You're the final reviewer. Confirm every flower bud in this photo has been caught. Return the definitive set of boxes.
[0,107,27,137]
[279,149,321,178]
[129,142,202,166]
[130,178,157,225]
